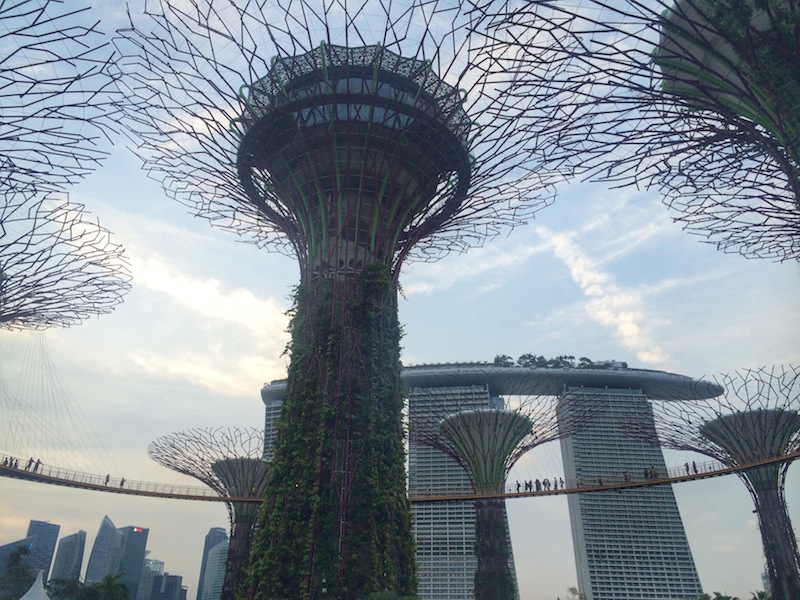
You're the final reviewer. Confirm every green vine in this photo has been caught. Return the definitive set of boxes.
[473,499,515,600]
[246,264,415,600]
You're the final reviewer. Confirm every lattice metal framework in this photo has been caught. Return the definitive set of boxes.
[112,0,561,267]
[0,189,131,330]
[112,2,567,597]
[491,0,800,260]
[0,0,120,191]
[628,365,800,600]
[148,428,269,600]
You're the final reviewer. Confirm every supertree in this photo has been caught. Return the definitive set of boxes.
[408,377,592,600]
[1,188,131,330]
[1,0,120,192]
[148,428,270,600]
[111,2,563,597]
[488,0,800,260]
[627,365,800,600]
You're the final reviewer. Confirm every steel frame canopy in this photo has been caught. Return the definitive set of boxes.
[494,0,800,260]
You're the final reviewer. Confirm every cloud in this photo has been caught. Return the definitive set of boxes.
[133,254,288,339]
[402,240,551,296]
[536,225,670,365]
[115,254,290,395]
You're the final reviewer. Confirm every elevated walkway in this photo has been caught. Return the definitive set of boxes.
[2,450,797,504]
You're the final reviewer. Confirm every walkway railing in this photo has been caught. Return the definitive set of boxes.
[0,452,222,501]
[3,449,798,504]
[408,450,800,503]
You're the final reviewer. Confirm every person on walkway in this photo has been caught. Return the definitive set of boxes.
[32,459,41,473]
[105,474,110,485]
[120,477,125,488]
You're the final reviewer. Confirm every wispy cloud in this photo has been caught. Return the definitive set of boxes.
[536,225,670,365]
[402,240,551,296]
[122,255,290,394]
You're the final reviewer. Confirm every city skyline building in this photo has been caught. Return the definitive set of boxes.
[84,516,122,584]
[150,573,186,600]
[116,526,149,600]
[50,530,86,582]
[199,540,228,600]
[196,528,226,600]
[23,520,60,580]
[137,559,165,600]
[558,386,705,600]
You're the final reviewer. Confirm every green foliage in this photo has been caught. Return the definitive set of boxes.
[48,579,90,600]
[705,0,800,165]
[0,546,35,600]
[248,264,415,599]
[494,354,627,369]
[86,575,130,600]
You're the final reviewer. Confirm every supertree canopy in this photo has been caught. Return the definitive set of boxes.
[0,0,120,191]
[490,0,800,260]
[148,428,270,600]
[113,2,561,598]
[0,189,131,330]
[628,365,800,600]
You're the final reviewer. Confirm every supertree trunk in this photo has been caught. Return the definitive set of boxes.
[250,264,414,600]
[474,497,515,600]
[750,476,800,600]
[225,513,257,600]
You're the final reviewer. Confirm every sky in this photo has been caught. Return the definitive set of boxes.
[2,1,800,599]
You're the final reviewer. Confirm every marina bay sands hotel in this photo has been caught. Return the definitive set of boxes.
[261,363,721,600]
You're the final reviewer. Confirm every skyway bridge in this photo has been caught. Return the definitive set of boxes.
[3,450,797,504]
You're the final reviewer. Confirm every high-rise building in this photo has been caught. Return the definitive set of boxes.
[196,529,227,600]
[137,559,165,600]
[150,574,186,600]
[50,531,86,581]
[200,540,228,600]
[117,526,149,600]
[85,516,122,584]
[24,521,60,580]
[558,386,703,600]
[407,379,519,600]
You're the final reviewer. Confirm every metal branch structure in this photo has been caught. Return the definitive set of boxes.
[148,428,269,600]
[0,189,131,330]
[111,2,567,597]
[629,365,800,600]
[490,0,800,260]
[1,0,120,191]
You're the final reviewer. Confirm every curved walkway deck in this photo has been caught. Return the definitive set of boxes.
[2,450,797,504]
